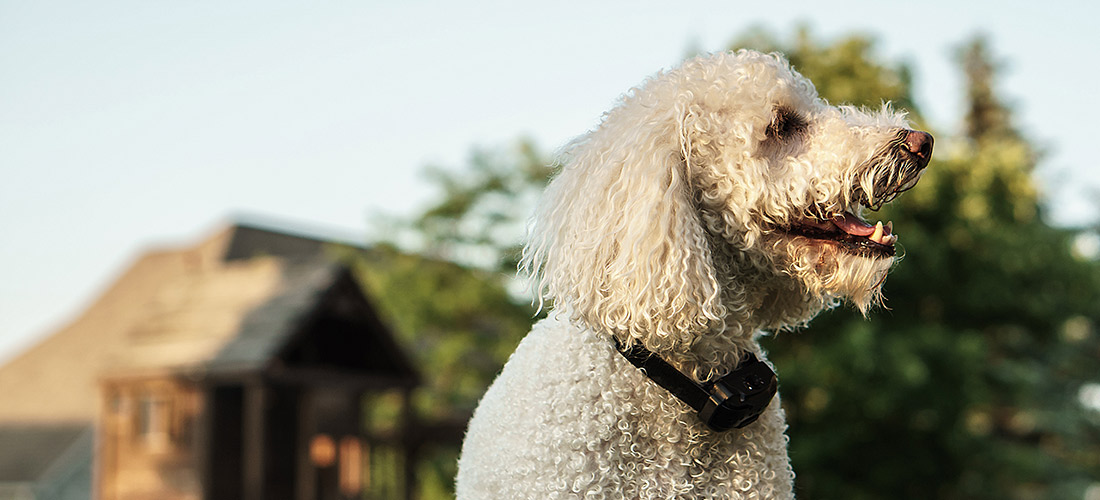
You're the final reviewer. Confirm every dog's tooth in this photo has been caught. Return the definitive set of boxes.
[883,234,897,245]
[870,221,883,243]
[885,221,893,235]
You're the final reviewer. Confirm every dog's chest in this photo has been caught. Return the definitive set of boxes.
[458,316,795,499]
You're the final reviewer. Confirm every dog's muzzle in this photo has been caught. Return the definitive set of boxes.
[614,339,778,432]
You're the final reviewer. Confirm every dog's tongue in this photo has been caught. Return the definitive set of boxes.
[833,212,875,236]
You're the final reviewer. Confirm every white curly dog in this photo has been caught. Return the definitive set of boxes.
[457,50,933,499]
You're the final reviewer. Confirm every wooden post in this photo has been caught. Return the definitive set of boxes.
[242,382,267,500]
[198,387,215,500]
[296,388,316,500]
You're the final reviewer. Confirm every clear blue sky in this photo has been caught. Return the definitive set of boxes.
[2,0,1098,362]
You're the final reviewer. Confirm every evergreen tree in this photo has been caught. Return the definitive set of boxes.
[959,36,1018,144]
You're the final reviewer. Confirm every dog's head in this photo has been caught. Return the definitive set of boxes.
[523,50,932,352]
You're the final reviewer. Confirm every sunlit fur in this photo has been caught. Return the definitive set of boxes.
[458,50,919,499]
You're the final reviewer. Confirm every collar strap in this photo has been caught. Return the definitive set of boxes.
[613,338,778,432]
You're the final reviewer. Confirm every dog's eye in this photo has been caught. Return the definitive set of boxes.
[766,107,808,140]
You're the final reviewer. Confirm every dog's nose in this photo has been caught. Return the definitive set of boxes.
[903,130,934,168]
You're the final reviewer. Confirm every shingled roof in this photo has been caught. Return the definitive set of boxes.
[0,220,373,424]
[100,258,328,378]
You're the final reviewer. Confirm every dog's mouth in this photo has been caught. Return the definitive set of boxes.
[787,210,899,257]
[782,129,933,259]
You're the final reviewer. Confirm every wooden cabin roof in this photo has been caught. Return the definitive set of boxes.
[101,258,313,376]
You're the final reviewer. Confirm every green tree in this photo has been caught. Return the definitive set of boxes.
[350,244,534,417]
[959,35,1019,144]
[732,26,920,118]
[336,244,536,500]
[399,140,555,274]
[350,144,553,499]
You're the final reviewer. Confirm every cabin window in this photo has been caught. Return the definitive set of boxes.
[138,395,169,449]
[109,392,128,414]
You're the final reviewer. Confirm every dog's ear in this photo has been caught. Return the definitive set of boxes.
[521,100,725,352]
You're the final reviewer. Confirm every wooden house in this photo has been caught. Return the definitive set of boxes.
[0,221,424,500]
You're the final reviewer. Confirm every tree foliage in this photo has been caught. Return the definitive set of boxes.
[363,28,1100,500]
[347,244,534,418]
[959,35,1020,145]
[340,244,537,500]
[732,26,920,118]
[401,140,555,274]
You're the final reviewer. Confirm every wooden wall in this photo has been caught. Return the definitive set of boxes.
[97,377,202,500]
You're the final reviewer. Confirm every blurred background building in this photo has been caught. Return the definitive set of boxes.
[0,222,455,500]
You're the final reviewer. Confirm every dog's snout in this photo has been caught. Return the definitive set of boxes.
[903,130,934,168]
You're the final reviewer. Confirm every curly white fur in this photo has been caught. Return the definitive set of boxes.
[457,50,928,499]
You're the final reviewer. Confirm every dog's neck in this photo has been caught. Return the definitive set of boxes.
[704,216,832,320]
[591,229,832,383]
[656,267,827,383]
